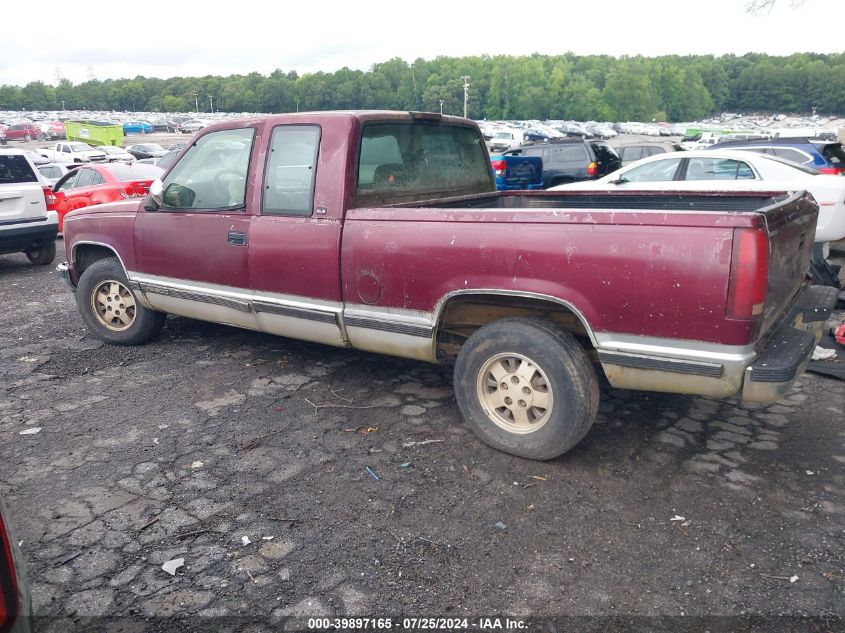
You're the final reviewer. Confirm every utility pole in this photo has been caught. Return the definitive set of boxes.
[439,100,444,114]
[208,95,214,114]
[460,76,470,119]
[194,93,199,113]
[61,100,65,111]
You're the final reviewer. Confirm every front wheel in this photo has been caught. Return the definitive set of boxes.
[453,317,599,460]
[76,257,165,345]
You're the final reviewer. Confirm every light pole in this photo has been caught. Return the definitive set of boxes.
[460,76,470,118]
[194,93,199,113]
[439,100,444,114]
[61,100,65,111]
[208,95,214,114]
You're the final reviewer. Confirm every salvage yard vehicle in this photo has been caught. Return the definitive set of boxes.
[57,111,836,460]
[35,141,107,164]
[0,150,58,265]
[52,163,163,231]
[490,154,543,190]
[504,138,621,188]
[126,143,167,160]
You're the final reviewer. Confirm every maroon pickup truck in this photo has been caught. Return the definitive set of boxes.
[57,111,837,460]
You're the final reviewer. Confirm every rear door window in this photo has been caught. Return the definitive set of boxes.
[553,144,588,164]
[356,121,493,206]
[771,148,813,164]
[0,155,38,183]
[685,158,756,181]
[262,125,320,216]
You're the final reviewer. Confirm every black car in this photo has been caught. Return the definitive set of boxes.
[504,139,621,188]
[126,143,168,160]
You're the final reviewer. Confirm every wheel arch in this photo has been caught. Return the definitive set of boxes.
[432,289,597,360]
[72,241,130,278]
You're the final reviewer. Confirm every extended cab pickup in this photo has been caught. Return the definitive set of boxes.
[56,112,837,460]
[36,142,107,165]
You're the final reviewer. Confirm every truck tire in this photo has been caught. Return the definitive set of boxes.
[453,317,599,460]
[76,257,165,345]
[25,241,56,265]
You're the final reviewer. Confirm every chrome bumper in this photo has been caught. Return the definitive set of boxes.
[56,261,76,292]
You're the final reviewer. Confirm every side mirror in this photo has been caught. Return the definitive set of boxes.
[145,178,163,211]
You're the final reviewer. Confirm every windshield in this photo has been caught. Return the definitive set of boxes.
[493,132,512,140]
[69,143,93,151]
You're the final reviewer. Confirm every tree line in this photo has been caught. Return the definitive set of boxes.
[1,52,843,121]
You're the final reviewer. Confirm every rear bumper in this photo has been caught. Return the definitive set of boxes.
[742,285,838,403]
[597,285,838,404]
[0,223,58,256]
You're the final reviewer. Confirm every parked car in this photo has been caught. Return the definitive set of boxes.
[0,501,31,633]
[35,142,107,164]
[550,149,845,245]
[98,145,136,163]
[709,137,845,175]
[123,121,154,134]
[177,119,209,134]
[488,129,524,152]
[5,123,42,142]
[37,121,66,140]
[0,149,58,265]
[504,138,621,187]
[126,143,168,160]
[490,154,543,190]
[56,111,835,461]
[37,162,79,186]
[166,142,187,152]
[617,143,677,166]
[51,162,164,231]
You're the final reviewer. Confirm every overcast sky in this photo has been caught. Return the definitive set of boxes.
[2,0,841,86]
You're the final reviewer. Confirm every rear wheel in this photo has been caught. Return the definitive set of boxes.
[76,257,165,345]
[25,241,56,265]
[453,317,599,460]
[23,134,31,142]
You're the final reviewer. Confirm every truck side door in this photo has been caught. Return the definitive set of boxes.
[248,123,346,347]
[132,126,257,330]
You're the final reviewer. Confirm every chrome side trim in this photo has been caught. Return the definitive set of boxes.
[593,332,756,365]
[252,300,337,324]
[137,282,251,312]
[597,350,723,378]
[344,315,433,338]
[432,288,597,347]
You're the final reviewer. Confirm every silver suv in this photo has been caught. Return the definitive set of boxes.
[0,150,58,265]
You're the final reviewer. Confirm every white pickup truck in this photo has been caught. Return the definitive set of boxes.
[35,142,107,164]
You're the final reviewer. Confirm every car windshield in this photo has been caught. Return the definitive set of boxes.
[101,147,121,154]
[69,143,93,151]
[144,145,165,152]
[493,132,512,140]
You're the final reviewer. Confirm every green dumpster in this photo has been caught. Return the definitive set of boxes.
[65,120,125,146]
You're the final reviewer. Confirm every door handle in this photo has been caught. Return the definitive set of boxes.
[228,231,247,246]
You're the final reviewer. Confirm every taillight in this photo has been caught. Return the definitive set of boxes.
[819,166,845,176]
[0,511,20,633]
[42,186,56,212]
[587,161,598,177]
[491,159,506,177]
[123,181,151,198]
[726,228,769,319]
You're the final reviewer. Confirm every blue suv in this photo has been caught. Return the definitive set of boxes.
[709,137,845,175]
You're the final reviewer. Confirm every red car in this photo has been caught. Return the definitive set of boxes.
[52,163,163,231]
[4,123,42,142]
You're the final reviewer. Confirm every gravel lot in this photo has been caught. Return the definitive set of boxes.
[1,150,844,630]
